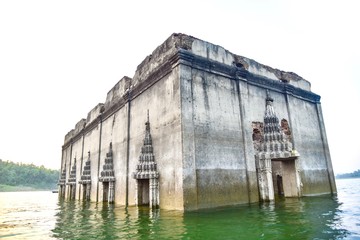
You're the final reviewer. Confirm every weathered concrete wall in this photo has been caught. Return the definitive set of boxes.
[178,35,334,209]
[180,40,260,210]
[190,37,311,91]
[100,76,131,204]
[112,107,130,205]
[61,63,183,209]
[61,145,71,199]
[243,82,334,197]
[69,135,83,198]
[98,106,128,205]
[180,37,306,209]
[87,104,104,124]
[81,122,101,201]
[189,69,249,208]
[240,83,291,203]
[238,83,259,203]
[104,76,131,109]
[180,64,198,210]
[128,67,183,210]
[287,96,333,195]
[64,129,74,145]
[59,33,336,210]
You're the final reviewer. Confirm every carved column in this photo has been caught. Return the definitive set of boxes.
[109,181,115,203]
[150,178,159,208]
[257,158,274,201]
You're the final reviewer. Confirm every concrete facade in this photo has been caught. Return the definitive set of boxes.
[58,33,336,211]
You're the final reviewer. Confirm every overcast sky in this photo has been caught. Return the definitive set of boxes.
[0,0,359,174]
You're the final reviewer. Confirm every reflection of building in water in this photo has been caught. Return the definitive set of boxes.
[58,33,336,210]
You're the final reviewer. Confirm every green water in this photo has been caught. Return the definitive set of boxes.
[1,178,359,239]
[51,197,346,239]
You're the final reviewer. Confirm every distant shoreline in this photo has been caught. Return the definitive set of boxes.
[336,176,360,180]
[335,170,360,179]
[0,184,55,192]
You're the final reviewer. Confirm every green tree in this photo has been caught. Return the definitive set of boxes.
[0,160,59,190]
[336,169,360,179]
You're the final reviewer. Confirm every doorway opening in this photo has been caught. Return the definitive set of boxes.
[277,175,284,196]
[82,185,86,200]
[272,159,298,198]
[137,179,150,206]
[69,185,76,200]
[59,185,65,198]
[103,182,109,202]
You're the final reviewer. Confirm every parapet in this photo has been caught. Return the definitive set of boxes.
[74,118,86,135]
[63,33,314,147]
[86,103,104,124]
[132,33,311,91]
[237,56,310,90]
[104,76,132,110]
[63,104,103,146]
[64,129,74,144]
[131,34,180,88]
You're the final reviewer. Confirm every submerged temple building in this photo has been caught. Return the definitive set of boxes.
[58,33,336,210]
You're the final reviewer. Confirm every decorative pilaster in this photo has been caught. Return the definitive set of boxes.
[79,151,91,201]
[149,178,159,208]
[133,111,159,208]
[255,91,299,201]
[86,184,91,201]
[66,159,77,200]
[256,158,274,201]
[57,164,67,198]
[99,143,115,203]
[257,92,294,159]
[109,181,115,203]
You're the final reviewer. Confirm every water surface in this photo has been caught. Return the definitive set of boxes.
[0,178,359,239]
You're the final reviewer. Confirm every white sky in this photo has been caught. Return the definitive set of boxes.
[0,0,359,174]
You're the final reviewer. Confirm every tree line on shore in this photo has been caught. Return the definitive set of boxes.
[0,159,59,191]
[336,169,360,179]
